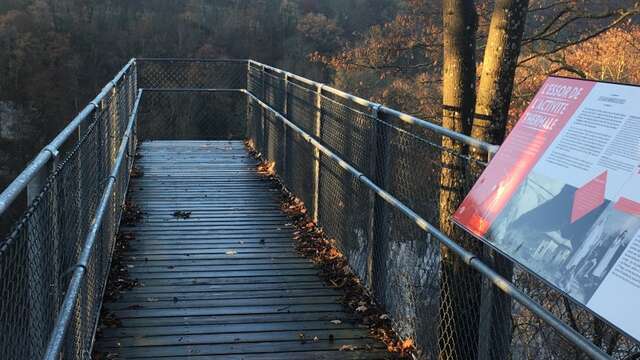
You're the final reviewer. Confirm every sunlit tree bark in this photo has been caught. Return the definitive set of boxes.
[470,2,529,359]
[472,0,529,149]
[439,1,482,359]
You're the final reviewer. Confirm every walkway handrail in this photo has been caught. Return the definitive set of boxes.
[242,90,609,360]
[42,90,141,360]
[247,59,500,156]
[1,58,138,360]
[0,58,135,217]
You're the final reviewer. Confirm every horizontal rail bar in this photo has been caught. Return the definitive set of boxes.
[42,89,142,360]
[378,106,500,154]
[139,88,244,93]
[242,89,609,360]
[247,60,500,155]
[136,58,249,63]
[0,58,135,217]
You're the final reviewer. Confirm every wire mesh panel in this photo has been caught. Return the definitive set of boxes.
[263,69,286,115]
[0,64,136,360]
[282,80,318,136]
[247,64,264,97]
[264,111,287,176]
[318,153,375,284]
[247,99,264,151]
[137,59,247,90]
[283,127,316,214]
[137,90,246,140]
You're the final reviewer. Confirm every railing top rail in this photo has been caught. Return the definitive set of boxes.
[136,58,250,63]
[0,58,135,217]
[247,59,500,155]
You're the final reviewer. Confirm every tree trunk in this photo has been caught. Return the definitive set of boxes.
[472,0,529,148]
[439,1,482,359]
[470,1,529,359]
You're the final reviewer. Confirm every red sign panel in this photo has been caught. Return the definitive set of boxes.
[454,77,594,236]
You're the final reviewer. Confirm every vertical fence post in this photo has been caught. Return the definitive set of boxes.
[366,104,388,292]
[126,74,133,121]
[311,84,323,223]
[245,62,252,141]
[48,152,61,338]
[260,64,266,152]
[133,59,138,95]
[26,162,48,359]
[282,73,289,177]
[72,123,85,358]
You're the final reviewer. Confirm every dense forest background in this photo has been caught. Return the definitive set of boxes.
[0,0,397,189]
[1,0,639,190]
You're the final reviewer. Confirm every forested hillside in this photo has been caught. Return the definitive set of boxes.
[0,0,396,189]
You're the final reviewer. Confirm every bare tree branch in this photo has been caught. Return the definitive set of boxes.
[527,0,573,14]
[519,6,640,65]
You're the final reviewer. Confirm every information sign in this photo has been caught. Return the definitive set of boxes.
[454,76,640,340]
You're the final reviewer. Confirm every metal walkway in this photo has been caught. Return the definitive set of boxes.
[93,140,387,359]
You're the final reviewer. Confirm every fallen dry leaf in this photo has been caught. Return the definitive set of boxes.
[339,345,356,351]
[400,338,414,351]
[172,210,192,219]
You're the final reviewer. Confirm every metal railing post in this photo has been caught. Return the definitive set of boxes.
[311,84,323,223]
[25,148,60,359]
[72,123,85,357]
[245,61,252,140]
[133,59,138,95]
[48,151,61,340]
[282,73,289,177]
[26,162,47,359]
[260,64,266,151]
[367,104,387,292]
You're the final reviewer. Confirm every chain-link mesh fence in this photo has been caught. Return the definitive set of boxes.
[0,62,137,360]
[137,58,247,90]
[245,61,640,360]
[137,90,246,140]
[136,59,249,141]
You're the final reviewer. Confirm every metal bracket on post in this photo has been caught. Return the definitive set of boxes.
[311,84,323,224]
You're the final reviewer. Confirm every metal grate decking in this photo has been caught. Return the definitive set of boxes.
[93,140,387,359]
